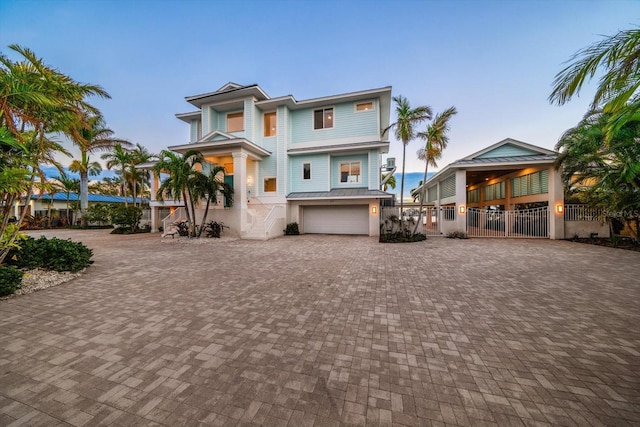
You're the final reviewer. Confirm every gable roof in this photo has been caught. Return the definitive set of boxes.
[461,138,557,161]
[185,84,270,107]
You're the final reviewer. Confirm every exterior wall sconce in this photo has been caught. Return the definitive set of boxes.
[371,206,377,214]
[247,176,253,186]
[459,205,466,214]
[556,204,564,213]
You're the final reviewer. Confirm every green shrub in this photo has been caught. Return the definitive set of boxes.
[379,232,427,243]
[110,205,142,232]
[84,203,113,225]
[0,266,23,297]
[7,236,93,272]
[446,231,469,239]
[284,222,300,235]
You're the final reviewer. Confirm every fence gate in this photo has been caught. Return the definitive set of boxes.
[380,206,441,236]
[466,207,549,238]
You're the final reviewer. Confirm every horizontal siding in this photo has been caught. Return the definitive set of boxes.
[330,154,369,188]
[291,154,329,192]
[258,139,278,196]
[291,101,379,144]
[476,143,538,158]
[441,175,456,198]
[190,120,199,143]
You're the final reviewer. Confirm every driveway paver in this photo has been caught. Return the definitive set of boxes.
[1,230,639,426]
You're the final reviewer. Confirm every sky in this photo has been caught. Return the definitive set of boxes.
[1,0,638,177]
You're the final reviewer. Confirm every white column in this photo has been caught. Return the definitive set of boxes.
[455,169,467,231]
[548,166,565,240]
[233,151,249,234]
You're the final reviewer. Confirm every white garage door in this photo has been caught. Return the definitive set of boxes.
[303,205,369,235]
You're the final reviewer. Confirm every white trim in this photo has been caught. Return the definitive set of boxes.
[312,106,335,131]
[354,100,375,112]
[462,138,557,160]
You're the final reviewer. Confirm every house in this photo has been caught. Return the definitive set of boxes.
[409,138,609,239]
[16,193,150,226]
[146,82,393,238]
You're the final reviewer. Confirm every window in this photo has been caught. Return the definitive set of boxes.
[303,163,311,180]
[264,177,276,192]
[484,181,505,201]
[511,170,549,197]
[314,108,333,129]
[356,101,374,111]
[264,112,276,137]
[340,161,361,183]
[227,112,243,132]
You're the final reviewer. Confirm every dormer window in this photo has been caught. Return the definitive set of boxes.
[314,108,333,129]
[227,112,244,132]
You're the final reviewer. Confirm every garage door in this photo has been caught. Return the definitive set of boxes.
[303,205,369,235]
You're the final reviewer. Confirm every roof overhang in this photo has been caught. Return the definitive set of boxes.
[168,139,271,160]
[288,141,389,155]
[256,86,391,111]
[287,188,393,201]
[185,84,269,108]
[175,111,201,123]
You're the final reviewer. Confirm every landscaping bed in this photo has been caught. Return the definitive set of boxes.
[569,237,640,252]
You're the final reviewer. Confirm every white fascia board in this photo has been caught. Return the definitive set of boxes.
[255,86,392,111]
[287,142,389,155]
[461,138,558,160]
[176,111,201,123]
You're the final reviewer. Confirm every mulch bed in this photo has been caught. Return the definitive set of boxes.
[569,237,640,253]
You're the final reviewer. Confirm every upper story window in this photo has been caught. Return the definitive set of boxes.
[314,107,333,130]
[227,112,244,132]
[264,112,276,137]
[355,101,374,112]
[340,161,361,184]
[303,163,311,180]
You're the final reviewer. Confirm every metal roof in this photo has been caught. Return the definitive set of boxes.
[287,188,393,200]
[29,193,149,204]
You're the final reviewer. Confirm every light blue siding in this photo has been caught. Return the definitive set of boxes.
[330,154,369,188]
[244,99,253,140]
[201,107,209,135]
[209,109,219,134]
[258,139,277,196]
[291,101,378,144]
[476,143,539,158]
[369,150,380,189]
[291,154,330,192]
[190,120,199,143]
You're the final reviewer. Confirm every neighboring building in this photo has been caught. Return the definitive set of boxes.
[409,138,608,240]
[147,82,393,238]
[16,193,149,225]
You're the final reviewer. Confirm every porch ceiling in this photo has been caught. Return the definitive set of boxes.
[466,169,519,187]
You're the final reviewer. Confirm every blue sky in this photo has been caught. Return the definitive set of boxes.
[1,0,638,176]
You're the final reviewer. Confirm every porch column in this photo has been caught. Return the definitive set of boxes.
[455,169,467,231]
[150,173,159,232]
[233,151,249,234]
[548,166,565,240]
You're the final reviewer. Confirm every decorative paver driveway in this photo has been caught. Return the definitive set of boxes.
[1,230,639,426]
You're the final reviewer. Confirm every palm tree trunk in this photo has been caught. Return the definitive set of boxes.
[399,142,407,234]
[0,184,34,264]
[413,160,429,236]
[80,171,89,227]
[197,198,212,238]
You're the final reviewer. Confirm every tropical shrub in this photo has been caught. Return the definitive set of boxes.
[446,231,469,239]
[84,203,113,225]
[0,266,23,296]
[7,236,93,272]
[110,205,142,232]
[284,222,300,235]
[379,232,426,243]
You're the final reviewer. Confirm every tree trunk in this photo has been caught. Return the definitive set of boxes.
[197,198,212,238]
[399,142,407,234]
[413,159,430,236]
[0,183,34,264]
[80,171,89,227]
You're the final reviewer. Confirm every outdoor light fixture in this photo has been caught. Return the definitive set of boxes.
[556,204,564,213]
[247,176,253,186]
[459,205,466,214]
[371,206,377,214]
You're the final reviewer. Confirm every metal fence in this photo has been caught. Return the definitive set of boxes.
[467,206,549,238]
[564,204,605,221]
[380,206,441,236]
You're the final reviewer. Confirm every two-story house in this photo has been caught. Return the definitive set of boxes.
[147,82,393,238]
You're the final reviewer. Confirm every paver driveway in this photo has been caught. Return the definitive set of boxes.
[1,230,639,426]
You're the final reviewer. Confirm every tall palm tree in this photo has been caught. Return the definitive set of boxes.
[102,144,133,205]
[190,166,234,238]
[382,95,432,232]
[414,107,457,234]
[549,27,640,138]
[153,149,204,237]
[52,171,80,226]
[68,114,130,225]
[127,143,156,206]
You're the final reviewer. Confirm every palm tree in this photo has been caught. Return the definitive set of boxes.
[153,149,204,237]
[68,114,130,225]
[549,27,640,138]
[190,166,234,237]
[555,110,640,242]
[102,144,133,205]
[52,171,80,226]
[127,143,156,206]
[381,173,396,192]
[414,107,457,234]
[382,95,432,232]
